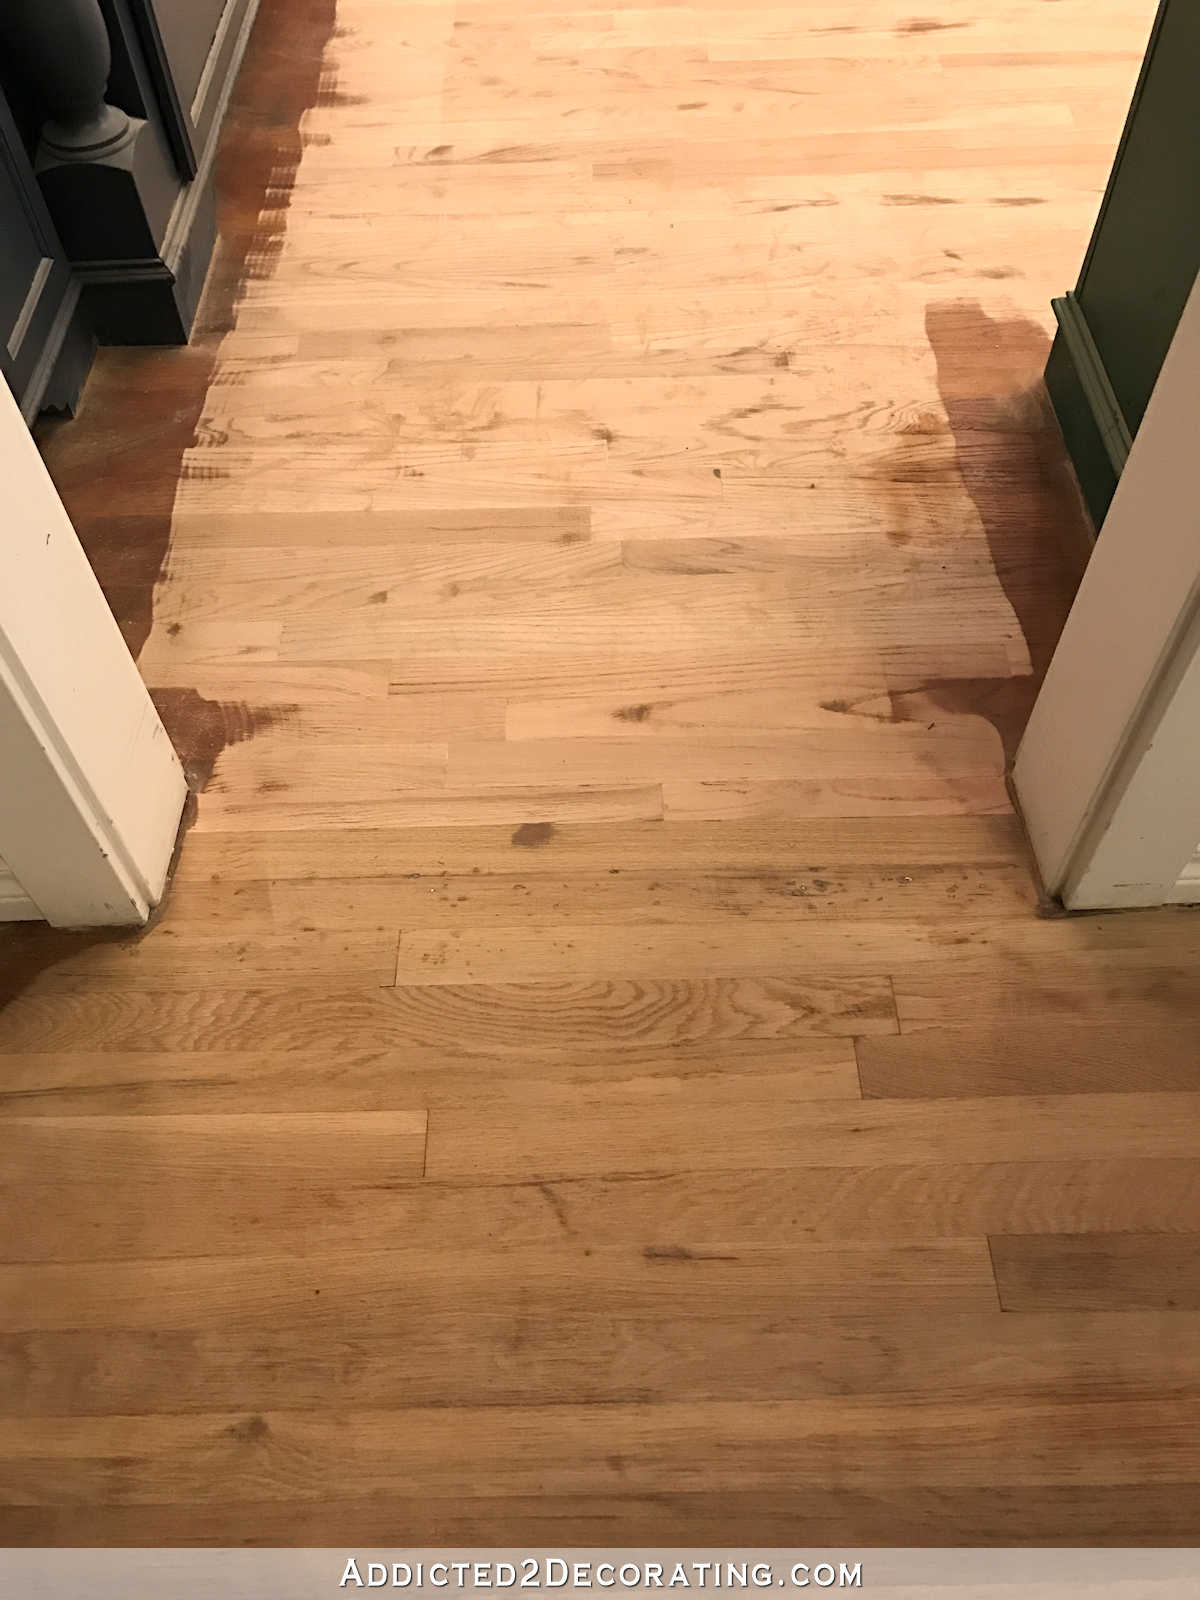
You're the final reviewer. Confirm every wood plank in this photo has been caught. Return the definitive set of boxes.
[3,1482,1195,1548]
[858,1023,1200,1098]
[155,539,623,623]
[172,815,1034,882]
[0,1036,857,1117]
[0,1394,1195,1505]
[0,1110,426,1211]
[191,785,665,834]
[388,917,1200,992]
[3,1308,1198,1418]
[446,729,1004,790]
[894,956,1200,1030]
[426,1091,1200,1182]
[145,663,504,743]
[270,862,1039,931]
[663,774,1013,819]
[2,927,398,992]
[0,1240,997,1332]
[205,740,448,804]
[0,975,895,1053]
[164,506,594,547]
[351,902,1200,988]
[386,641,1024,697]
[991,1234,1200,1313]
[4,1150,1199,1261]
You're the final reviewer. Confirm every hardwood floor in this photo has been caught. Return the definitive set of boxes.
[4,0,1197,1548]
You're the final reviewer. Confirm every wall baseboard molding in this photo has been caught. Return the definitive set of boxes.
[77,174,217,344]
[1045,291,1133,533]
[21,280,96,418]
[190,0,260,159]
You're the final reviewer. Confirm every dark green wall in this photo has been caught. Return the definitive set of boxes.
[1077,0,1200,434]
[1046,0,1200,530]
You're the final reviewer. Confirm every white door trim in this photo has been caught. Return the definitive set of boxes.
[0,855,39,922]
[1014,271,1200,910]
[0,379,187,927]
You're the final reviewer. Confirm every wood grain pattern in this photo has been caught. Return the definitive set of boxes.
[6,0,1182,1550]
[858,1022,1200,1097]
[3,1483,1199,1549]
[0,1112,427,1204]
[0,1396,1196,1505]
[425,1091,1200,1181]
[5,1307,1200,1417]
[0,1240,998,1333]
[7,1153,1199,1260]
[991,1234,1200,1312]
[170,814,1036,878]
[0,1036,859,1116]
[0,975,896,1053]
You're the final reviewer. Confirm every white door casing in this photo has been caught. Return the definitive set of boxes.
[0,378,187,927]
[1014,272,1200,910]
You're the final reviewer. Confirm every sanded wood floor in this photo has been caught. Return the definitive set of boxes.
[4,0,1198,1548]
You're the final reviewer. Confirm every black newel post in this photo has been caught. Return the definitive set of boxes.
[0,0,206,342]
[4,0,133,159]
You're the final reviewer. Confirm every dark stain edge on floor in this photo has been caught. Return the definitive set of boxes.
[917,299,1095,767]
[843,299,1095,777]
[149,690,299,795]
[2,0,340,1008]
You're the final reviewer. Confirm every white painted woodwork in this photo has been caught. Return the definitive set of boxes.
[0,379,188,927]
[1014,272,1200,910]
[0,853,39,921]
[1169,848,1200,906]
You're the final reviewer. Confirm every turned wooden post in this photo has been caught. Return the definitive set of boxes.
[0,0,133,159]
[0,0,245,344]
[0,0,186,336]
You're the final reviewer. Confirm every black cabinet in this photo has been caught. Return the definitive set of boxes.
[0,87,93,418]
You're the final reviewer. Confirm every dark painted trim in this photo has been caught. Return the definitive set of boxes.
[38,0,259,346]
[150,0,258,331]
[1050,292,1132,477]
[0,88,94,415]
[104,0,259,189]
[9,258,55,358]
[76,169,216,343]
[21,281,96,417]
[1042,3,1168,543]
[1044,324,1119,536]
[189,0,258,161]
[120,0,199,179]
